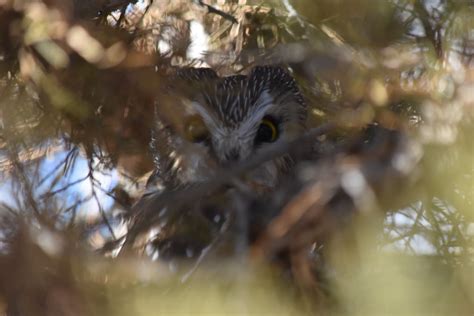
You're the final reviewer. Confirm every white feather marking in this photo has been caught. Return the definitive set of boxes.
[237,90,275,138]
[191,101,221,133]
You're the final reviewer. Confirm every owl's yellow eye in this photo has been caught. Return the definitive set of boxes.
[185,115,209,143]
[256,117,279,143]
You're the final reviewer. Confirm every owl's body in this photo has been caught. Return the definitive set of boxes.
[124,66,308,257]
[149,65,306,193]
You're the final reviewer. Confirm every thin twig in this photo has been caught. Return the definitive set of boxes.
[41,173,91,198]
[38,147,78,187]
[88,159,117,240]
[197,0,238,24]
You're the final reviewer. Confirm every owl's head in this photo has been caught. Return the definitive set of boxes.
[151,66,307,190]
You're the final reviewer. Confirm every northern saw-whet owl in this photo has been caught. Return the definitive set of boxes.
[148,65,307,192]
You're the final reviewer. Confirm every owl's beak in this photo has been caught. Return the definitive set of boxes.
[223,148,240,162]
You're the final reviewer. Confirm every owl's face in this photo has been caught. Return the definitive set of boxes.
[152,66,306,190]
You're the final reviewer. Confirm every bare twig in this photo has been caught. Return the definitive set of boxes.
[197,0,238,24]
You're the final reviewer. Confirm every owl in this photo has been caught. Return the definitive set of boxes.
[148,65,307,194]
